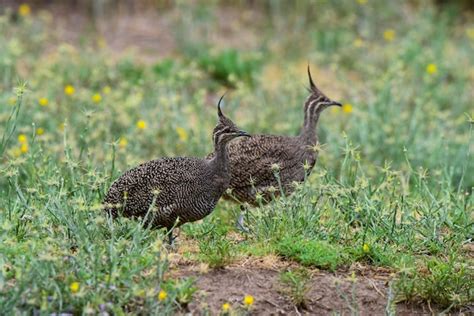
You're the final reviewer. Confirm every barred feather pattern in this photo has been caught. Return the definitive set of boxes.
[208,67,340,206]
[103,101,248,229]
[217,134,318,205]
[103,157,227,229]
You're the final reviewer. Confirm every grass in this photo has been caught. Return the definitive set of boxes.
[393,255,474,309]
[0,1,473,314]
[278,268,311,309]
[195,221,236,268]
[276,236,346,271]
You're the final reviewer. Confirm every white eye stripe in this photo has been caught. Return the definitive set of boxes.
[214,133,233,145]
[213,127,230,139]
[310,96,329,110]
[305,98,320,119]
[213,126,236,145]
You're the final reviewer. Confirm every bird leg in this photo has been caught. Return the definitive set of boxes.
[236,204,250,234]
[166,229,176,247]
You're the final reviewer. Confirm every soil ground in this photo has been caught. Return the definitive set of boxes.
[169,255,469,315]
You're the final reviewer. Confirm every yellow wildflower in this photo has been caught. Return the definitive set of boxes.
[353,38,364,48]
[64,85,75,96]
[102,86,111,95]
[18,4,31,17]
[58,123,65,132]
[243,294,254,307]
[158,290,167,301]
[362,243,370,253]
[176,127,188,142]
[119,137,128,149]
[426,63,437,75]
[38,97,49,106]
[20,143,28,154]
[357,0,367,4]
[136,120,147,130]
[383,29,395,42]
[466,27,474,40]
[92,93,102,103]
[36,128,44,136]
[222,302,231,312]
[8,96,17,105]
[18,134,27,144]
[70,281,80,294]
[342,103,353,113]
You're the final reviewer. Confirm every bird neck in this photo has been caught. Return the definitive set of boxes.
[300,111,320,146]
[209,141,229,174]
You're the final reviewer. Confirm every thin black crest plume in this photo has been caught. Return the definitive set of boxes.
[307,64,316,90]
[217,93,227,118]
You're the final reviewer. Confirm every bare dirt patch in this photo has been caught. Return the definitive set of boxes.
[168,257,455,315]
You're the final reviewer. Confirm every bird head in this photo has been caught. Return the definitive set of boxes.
[212,94,250,147]
[304,66,342,118]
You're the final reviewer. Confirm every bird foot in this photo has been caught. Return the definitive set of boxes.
[165,231,178,250]
[235,213,250,234]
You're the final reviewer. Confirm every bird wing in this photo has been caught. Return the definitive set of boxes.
[227,135,306,189]
[105,157,207,218]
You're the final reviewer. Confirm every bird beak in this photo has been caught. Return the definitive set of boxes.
[237,130,251,137]
[330,101,342,107]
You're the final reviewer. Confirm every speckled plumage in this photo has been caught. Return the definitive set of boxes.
[211,67,341,206]
[103,97,249,231]
[219,135,315,205]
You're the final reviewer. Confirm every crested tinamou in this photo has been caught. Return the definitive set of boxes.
[209,67,341,230]
[104,96,251,244]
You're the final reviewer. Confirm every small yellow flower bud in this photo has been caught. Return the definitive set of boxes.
[222,302,231,312]
[18,134,27,144]
[353,38,364,48]
[20,143,29,154]
[426,63,437,75]
[465,27,474,40]
[18,4,31,17]
[92,93,102,103]
[64,85,75,96]
[383,29,395,42]
[70,281,80,294]
[342,104,353,113]
[38,97,49,106]
[158,290,167,301]
[362,243,370,253]
[243,294,254,307]
[136,120,147,130]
